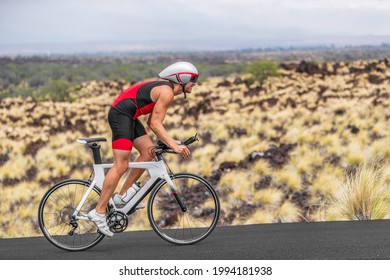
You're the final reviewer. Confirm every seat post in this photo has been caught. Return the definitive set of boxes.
[89,143,102,164]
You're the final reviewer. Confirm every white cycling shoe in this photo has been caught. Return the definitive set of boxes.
[113,193,145,210]
[87,209,114,237]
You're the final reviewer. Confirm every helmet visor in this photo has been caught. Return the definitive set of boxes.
[190,74,199,83]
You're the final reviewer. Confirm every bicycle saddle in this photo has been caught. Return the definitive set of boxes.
[77,137,107,144]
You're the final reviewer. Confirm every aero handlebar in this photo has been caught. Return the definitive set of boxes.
[156,133,199,154]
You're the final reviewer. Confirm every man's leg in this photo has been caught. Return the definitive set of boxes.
[118,134,154,195]
[95,149,131,214]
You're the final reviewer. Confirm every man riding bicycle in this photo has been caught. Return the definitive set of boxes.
[88,62,199,236]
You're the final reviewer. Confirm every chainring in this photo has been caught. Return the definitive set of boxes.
[107,211,128,233]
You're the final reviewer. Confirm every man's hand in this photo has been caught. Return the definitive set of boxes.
[173,144,191,159]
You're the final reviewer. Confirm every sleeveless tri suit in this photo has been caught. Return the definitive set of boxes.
[108,80,174,150]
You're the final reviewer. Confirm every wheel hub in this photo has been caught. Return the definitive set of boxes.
[60,206,75,223]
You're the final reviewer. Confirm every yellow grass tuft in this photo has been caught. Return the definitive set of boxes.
[0,155,34,181]
[274,166,302,192]
[193,143,219,160]
[252,188,284,208]
[252,160,272,176]
[326,160,390,221]
[281,127,302,143]
[344,143,369,166]
[56,143,87,165]
[219,170,259,201]
[322,132,340,147]
[215,142,245,165]
[243,209,276,225]
[36,169,52,182]
[0,139,26,156]
[166,127,197,141]
[277,201,302,222]
[36,147,59,169]
[182,160,213,176]
[240,135,268,155]
[290,146,324,175]
[191,143,219,174]
[312,164,345,198]
[70,168,92,180]
[371,139,390,159]
[51,160,71,178]
[309,204,328,222]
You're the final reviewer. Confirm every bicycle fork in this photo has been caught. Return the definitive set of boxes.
[163,173,187,212]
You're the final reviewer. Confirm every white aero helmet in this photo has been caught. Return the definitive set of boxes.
[159,61,199,85]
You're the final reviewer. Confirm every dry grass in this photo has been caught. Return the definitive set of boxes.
[241,209,276,225]
[219,170,259,201]
[312,164,344,198]
[252,188,284,208]
[251,160,272,176]
[274,166,302,192]
[326,160,390,221]
[215,140,245,165]
[290,146,324,175]
[277,201,302,222]
[0,154,34,181]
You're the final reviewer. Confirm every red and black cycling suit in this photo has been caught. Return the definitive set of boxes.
[108,80,174,151]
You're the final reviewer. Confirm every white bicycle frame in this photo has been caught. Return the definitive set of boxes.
[74,159,177,220]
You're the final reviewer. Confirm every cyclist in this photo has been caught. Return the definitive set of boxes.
[88,62,199,236]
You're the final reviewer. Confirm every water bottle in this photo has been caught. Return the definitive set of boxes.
[121,183,140,203]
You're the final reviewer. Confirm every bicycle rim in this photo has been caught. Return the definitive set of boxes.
[148,173,220,245]
[38,179,104,251]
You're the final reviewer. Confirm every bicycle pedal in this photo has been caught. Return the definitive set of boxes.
[135,203,145,210]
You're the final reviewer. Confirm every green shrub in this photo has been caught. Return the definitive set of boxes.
[34,79,72,102]
[245,60,279,85]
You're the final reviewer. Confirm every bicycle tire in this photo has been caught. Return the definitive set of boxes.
[38,179,105,251]
[148,173,220,245]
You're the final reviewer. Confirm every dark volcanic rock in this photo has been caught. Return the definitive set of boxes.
[296,61,323,75]
[255,176,273,190]
[249,144,297,167]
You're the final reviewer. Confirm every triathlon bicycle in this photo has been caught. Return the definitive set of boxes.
[38,134,220,251]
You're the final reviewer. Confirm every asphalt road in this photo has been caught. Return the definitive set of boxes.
[1,220,390,260]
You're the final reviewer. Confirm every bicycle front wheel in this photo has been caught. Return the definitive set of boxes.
[38,179,105,251]
[148,173,220,245]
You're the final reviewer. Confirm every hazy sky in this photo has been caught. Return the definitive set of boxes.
[1,0,390,53]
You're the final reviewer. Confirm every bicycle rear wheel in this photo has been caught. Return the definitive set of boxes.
[148,173,220,245]
[38,179,105,251]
